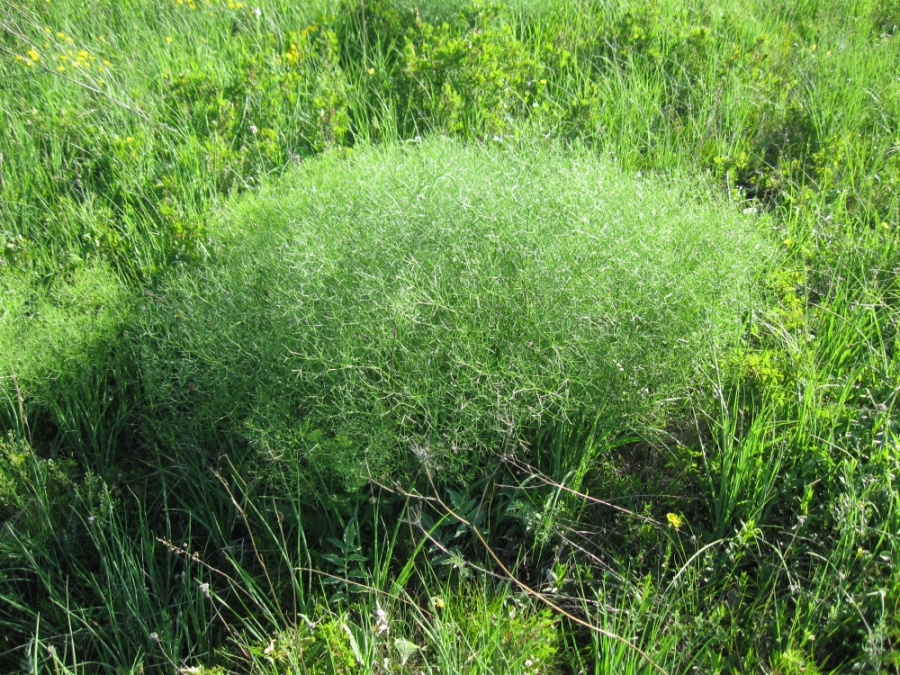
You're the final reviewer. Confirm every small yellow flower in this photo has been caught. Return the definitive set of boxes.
[856,547,866,558]
[367,67,375,75]
[57,65,66,71]
[783,237,794,247]
[28,48,40,62]
[431,596,445,609]
[539,79,547,85]
[166,36,173,44]
[881,221,890,230]
[667,512,683,529]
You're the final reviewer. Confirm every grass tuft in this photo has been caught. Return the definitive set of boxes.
[139,138,770,489]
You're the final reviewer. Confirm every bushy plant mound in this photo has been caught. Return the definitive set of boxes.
[139,139,768,487]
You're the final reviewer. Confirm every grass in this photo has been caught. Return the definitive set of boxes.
[137,138,768,491]
[0,0,898,672]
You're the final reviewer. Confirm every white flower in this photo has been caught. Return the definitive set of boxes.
[249,124,258,135]
[374,601,389,634]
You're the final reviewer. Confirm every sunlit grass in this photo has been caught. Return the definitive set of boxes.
[138,137,768,490]
[1,0,898,671]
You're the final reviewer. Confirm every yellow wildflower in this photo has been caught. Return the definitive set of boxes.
[667,512,683,529]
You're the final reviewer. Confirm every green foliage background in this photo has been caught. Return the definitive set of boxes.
[0,0,898,672]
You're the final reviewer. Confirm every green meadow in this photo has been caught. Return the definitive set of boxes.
[1,0,898,672]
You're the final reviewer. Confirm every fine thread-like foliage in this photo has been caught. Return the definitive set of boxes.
[138,138,769,489]
[0,0,898,672]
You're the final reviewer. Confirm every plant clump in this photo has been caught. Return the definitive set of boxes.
[139,138,770,488]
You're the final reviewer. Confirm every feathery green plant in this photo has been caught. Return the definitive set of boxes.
[138,138,769,492]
